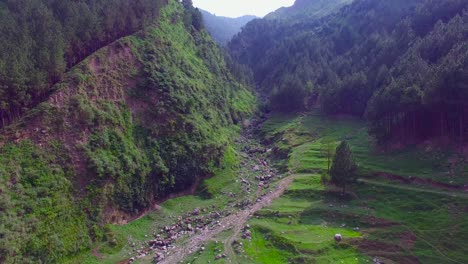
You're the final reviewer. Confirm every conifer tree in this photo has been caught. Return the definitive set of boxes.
[330,141,357,194]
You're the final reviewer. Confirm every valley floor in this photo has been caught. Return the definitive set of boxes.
[239,113,468,264]
[71,113,468,264]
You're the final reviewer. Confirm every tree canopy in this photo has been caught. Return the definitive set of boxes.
[330,141,358,193]
[0,0,167,126]
[229,0,468,144]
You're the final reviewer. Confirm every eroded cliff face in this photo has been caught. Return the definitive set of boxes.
[0,1,254,262]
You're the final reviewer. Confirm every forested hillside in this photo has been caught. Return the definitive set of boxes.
[200,9,256,45]
[230,0,468,144]
[0,0,167,127]
[265,0,352,21]
[0,0,254,262]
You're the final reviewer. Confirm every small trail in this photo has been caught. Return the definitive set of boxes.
[159,175,295,264]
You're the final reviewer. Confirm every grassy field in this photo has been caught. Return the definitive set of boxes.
[241,113,468,263]
[263,113,466,185]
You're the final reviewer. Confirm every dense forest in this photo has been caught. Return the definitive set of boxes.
[265,0,352,21]
[0,0,167,126]
[230,0,468,144]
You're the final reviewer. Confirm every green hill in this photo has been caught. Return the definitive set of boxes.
[0,1,254,262]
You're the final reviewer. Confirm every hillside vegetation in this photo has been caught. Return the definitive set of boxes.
[265,0,352,21]
[0,0,167,126]
[0,0,467,263]
[0,1,254,262]
[230,0,468,144]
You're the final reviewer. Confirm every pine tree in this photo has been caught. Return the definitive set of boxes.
[330,141,357,194]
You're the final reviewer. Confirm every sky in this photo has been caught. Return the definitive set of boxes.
[193,0,296,18]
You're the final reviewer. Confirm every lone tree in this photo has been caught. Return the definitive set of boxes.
[330,141,358,194]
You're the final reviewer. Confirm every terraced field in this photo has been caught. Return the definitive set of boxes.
[241,113,468,263]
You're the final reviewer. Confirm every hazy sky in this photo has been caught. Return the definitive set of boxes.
[193,0,295,18]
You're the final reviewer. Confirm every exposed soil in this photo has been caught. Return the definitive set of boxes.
[92,246,103,259]
[400,231,417,248]
[350,238,420,264]
[323,210,400,228]
[375,172,468,191]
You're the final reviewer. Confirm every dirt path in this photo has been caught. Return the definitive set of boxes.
[159,175,295,264]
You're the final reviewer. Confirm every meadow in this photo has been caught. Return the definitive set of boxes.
[243,113,468,263]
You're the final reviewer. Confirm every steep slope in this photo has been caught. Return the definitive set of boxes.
[0,0,167,128]
[200,9,256,45]
[230,0,468,144]
[0,1,254,263]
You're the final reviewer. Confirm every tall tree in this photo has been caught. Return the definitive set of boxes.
[330,141,357,194]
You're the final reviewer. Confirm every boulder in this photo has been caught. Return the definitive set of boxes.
[192,208,200,216]
[334,234,342,242]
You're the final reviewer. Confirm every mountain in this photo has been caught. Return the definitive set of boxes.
[229,0,468,144]
[265,0,353,21]
[0,1,254,262]
[1,0,467,262]
[200,9,257,45]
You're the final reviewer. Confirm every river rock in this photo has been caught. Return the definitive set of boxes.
[192,208,200,216]
[334,234,342,242]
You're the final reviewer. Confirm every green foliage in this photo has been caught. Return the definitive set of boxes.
[85,126,155,213]
[0,0,167,126]
[230,0,468,143]
[0,141,91,263]
[330,141,358,192]
[181,0,204,31]
[269,74,310,112]
[0,0,254,262]
[265,0,353,21]
[75,0,254,214]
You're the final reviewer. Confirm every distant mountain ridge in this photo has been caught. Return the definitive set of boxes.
[265,0,353,21]
[200,9,257,45]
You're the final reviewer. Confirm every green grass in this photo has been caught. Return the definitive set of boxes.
[264,112,466,185]
[245,229,292,264]
[245,173,468,263]
[243,175,370,264]
[242,113,468,263]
